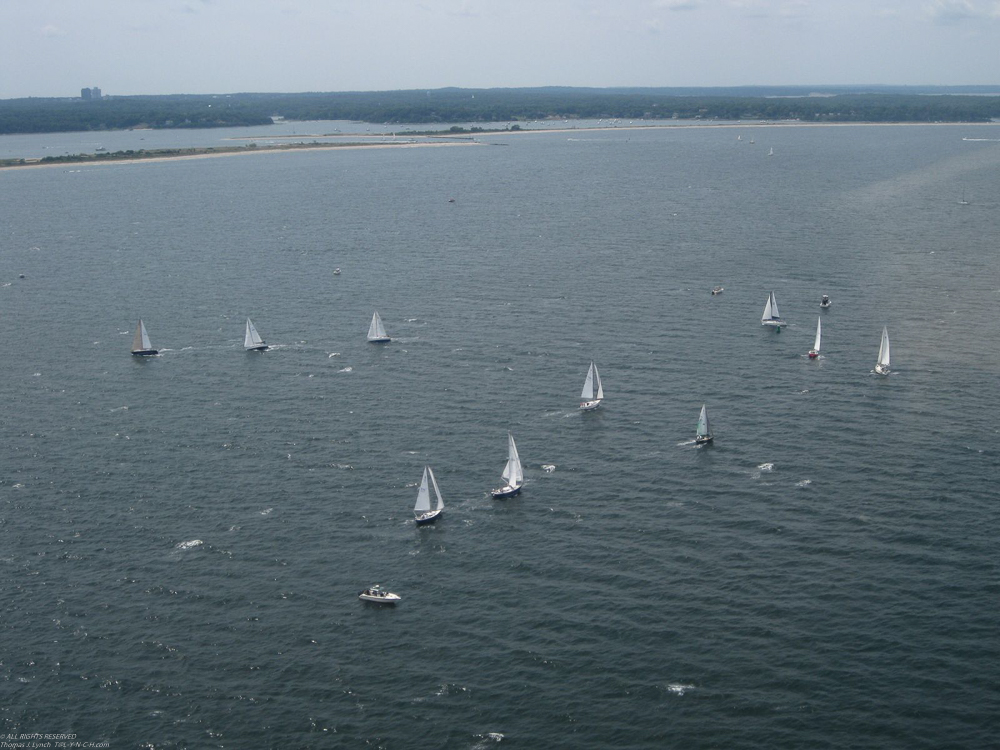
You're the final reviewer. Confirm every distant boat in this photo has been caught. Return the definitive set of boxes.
[761,291,783,328]
[875,326,891,375]
[413,466,444,525]
[768,147,774,156]
[491,432,523,498]
[367,311,391,343]
[695,404,713,445]
[244,318,268,351]
[358,585,400,604]
[711,286,724,295]
[333,268,342,275]
[820,294,831,308]
[809,317,821,358]
[958,190,969,206]
[737,135,742,141]
[131,319,158,356]
[579,361,604,410]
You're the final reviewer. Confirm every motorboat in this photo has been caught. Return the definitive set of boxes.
[820,295,831,308]
[358,585,400,604]
[711,286,724,295]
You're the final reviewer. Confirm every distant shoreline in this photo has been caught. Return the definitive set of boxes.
[2,119,995,171]
[0,140,478,171]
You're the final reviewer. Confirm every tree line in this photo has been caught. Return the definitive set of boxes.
[2,87,999,135]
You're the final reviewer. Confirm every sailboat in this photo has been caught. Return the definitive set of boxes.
[809,317,821,358]
[761,291,783,328]
[491,432,523,498]
[768,147,774,156]
[579,361,604,410]
[131,319,158,356]
[367,311,390,343]
[413,466,444,525]
[875,326,891,375]
[244,318,268,351]
[695,404,713,445]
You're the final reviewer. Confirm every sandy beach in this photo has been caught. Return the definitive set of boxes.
[0,139,479,172]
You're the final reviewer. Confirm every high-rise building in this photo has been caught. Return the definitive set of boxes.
[81,87,91,100]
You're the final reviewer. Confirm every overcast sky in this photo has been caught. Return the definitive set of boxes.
[3,0,999,98]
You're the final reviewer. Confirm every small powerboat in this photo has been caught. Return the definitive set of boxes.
[333,268,342,275]
[711,286,724,295]
[820,295,831,308]
[359,585,400,604]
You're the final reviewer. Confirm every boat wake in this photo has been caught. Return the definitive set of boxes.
[175,539,203,550]
[665,683,695,696]
[796,479,812,488]
[750,463,775,479]
[338,366,353,373]
[471,732,505,748]
[541,464,556,473]
[327,352,340,358]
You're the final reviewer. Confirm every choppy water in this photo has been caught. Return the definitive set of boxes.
[1,123,999,749]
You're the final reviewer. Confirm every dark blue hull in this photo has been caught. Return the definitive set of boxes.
[131,349,158,356]
[491,485,522,499]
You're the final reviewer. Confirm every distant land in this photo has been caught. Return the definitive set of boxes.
[2,86,1000,135]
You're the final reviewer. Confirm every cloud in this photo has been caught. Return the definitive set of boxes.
[653,0,701,10]
[924,0,993,22]
[40,24,66,37]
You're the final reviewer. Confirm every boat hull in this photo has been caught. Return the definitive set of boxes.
[875,364,890,375]
[245,345,269,352]
[695,435,713,445]
[808,350,819,358]
[359,593,400,604]
[415,509,442,525]
[491,484,522,499]
[579,399,601,411]
[761,320,782,327]
[131,349,158,356]
[367,337,391,344]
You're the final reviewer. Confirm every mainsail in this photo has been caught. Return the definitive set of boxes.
[878,326,890,367]
[244,318,265,349]
[813,317,822,352]
[414,467,432,513]
[132,320,152,352]
[501,433,523,486]
[697,405,711,438]
[581,361,603,401]
[368,311,387,340]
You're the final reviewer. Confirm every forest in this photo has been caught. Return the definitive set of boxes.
[2,86,999,135]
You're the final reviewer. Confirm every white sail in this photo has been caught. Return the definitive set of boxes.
[427,466,444,511]
[697,404,710,438]
[878,326,890,367]
[501,432,523,486]
[132,320,152,352]
[413,467,432,513]
[813,317,822,352]
[244,318,265,349]
[594,363,603,400]
[368,311,387,340]
[581,362,595,400]
[761,295,772,322]
[769,292,780,320]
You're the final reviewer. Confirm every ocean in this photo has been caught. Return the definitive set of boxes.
[1,121,998,748]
